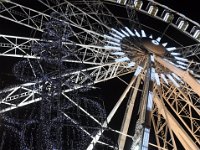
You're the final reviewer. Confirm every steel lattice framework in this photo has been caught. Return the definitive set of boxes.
[0,0,200,150]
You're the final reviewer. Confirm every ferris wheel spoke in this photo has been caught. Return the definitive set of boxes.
[125,1,142,31]
[38,0,67,14]
[160,23,172,42]
[152,84,178,150]
[0,1,50,32]
[87,65,145,150]
[75,0,112,28]
[156,56,200,96]
[173,43,200,59]
[95,0,126,28]
[62,93,103,126]
[102,0,135,29]
[118,75,142,150]
[64,40,113,64]
[63,19,106,45]
[159,82,200,147]
[0,62,135,113]
[179,85,200,110]
[0,34,111,65]
[87,74,138,150]
[0,34,40,58]
[69,0,128,33]
[66,0,112,31]
[61,112,117,149]
[186,61,200,79]
[73,44,113,64]
[67,0,127,30]
[153,95,199,150]
[62,94,133,149]
[151,100,178,150]
[38,0,111,33]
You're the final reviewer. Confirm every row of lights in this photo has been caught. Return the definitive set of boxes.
[116,0,200,41]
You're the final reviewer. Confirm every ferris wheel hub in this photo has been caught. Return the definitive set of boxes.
[141,38,166,57]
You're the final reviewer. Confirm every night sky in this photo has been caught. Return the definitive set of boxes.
[154,0,200,23]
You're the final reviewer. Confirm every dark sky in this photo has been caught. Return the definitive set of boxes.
[154,0,200,23]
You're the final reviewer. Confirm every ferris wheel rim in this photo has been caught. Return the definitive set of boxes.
[105,0,200,43]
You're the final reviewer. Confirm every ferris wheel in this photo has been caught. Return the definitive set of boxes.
[0,0,200,150]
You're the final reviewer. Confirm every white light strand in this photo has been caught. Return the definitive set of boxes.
[162,42,168,47]
[106,41,121,46]
[134,66,143,77]
[141,30,147,37]
[125,27,135,36]
[104,46,122,51]
[104,35,121,43]
[111,28,125,38]
[167,74,180,87]
[110,32,123,39]
[161,74,169,85]
[115,57,130,62]
[111,52,125,56]
[121,29,130,36]
[156,37,161,42]
[134,29,141,37]
[127,62,136,68]
[166,47,176,51]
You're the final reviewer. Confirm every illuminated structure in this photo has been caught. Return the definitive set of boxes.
[0,0,200,149]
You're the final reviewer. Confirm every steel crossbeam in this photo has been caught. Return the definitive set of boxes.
[0,1,50,31]
[0,62,135,113]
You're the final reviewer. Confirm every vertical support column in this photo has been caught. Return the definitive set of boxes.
[131,55,154,150]
[141,55,154,150]
[118,76,142,149]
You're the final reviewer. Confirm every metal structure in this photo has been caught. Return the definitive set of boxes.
[0,0,200,149]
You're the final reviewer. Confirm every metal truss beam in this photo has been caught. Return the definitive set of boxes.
[0,34,111,65]
[38,0,111,31]
[154,95,199,150]
[67,0,125,28]
[0,1,118,65]
[174,44,200,77]
[0,1,109,46]
[0,62,135,113]
[178,43,200,60]
[152,104,177,150]
[160,83,200,146]
[0,34,40,58]
[118,76,141,149]
[61,112,117,149]
[0,1,50,31]
[180,85,200,111]
[37,0,110,46]
[0,1,123,66]
[87,74,138,150]
[151,69,178,150]
[156,56,200,96]
[0,0,106,41]
[62,90,134,149]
